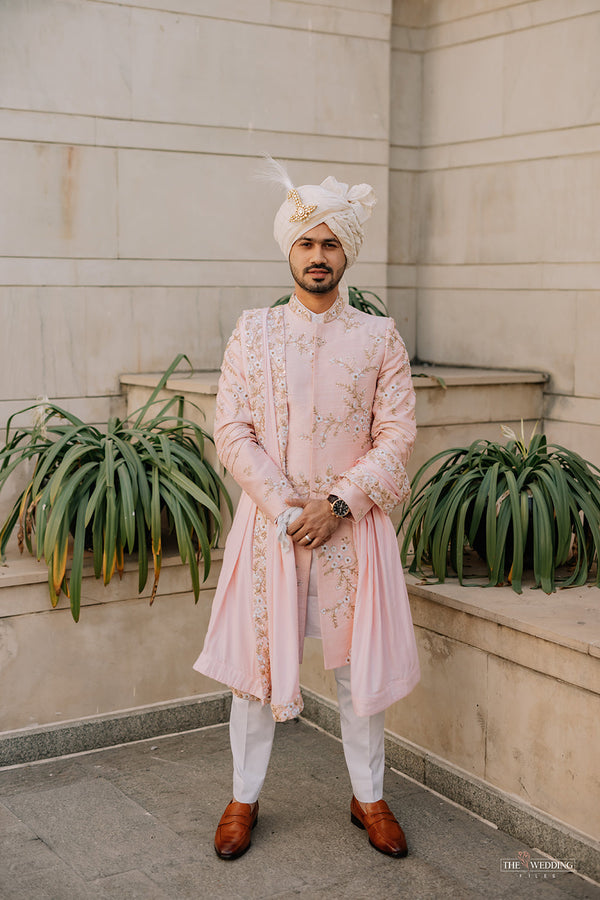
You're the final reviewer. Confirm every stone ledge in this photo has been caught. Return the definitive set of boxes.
[410,365,547,387]
[121,365,548,395]
[0,547,224,616]
[0,692,231,768]
[406,572,600,669]
[120,371,220,395]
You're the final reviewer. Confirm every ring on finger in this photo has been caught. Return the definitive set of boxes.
[304,534,312,543]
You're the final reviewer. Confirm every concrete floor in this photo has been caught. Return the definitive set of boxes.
[0,719,597,899]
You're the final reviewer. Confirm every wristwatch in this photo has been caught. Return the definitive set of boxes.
[328,494,350,518]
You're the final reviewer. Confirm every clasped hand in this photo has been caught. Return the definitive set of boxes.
[285,497,341,548]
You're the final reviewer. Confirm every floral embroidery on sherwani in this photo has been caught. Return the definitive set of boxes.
[291,466,337,499]
[271,694,303,720]
[266,307,289,472]
[251,509,271,702]
[240,313,267,446]
[331,318,415,512]
[317,533,358,627]
[287,331,325,358]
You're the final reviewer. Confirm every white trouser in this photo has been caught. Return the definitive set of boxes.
[230,664,386,804]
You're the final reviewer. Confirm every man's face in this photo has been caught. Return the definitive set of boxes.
[288,223,347,295]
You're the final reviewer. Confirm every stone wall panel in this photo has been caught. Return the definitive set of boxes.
[0,0,132,117]
[416,289,576,394]
[129,8,389,138]
[0,142,117,258]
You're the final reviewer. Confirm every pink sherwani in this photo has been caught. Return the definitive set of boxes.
[194,294,420,721]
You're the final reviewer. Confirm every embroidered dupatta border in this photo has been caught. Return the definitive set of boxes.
[233,308,302,720]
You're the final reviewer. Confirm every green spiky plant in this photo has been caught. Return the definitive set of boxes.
[272,285,388,316]
[0,355,232,621]
[399,424,600,594]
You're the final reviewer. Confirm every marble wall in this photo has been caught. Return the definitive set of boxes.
[2,0,599,503]
[0,0,392,434]
[390,0,600,463]
[0,0,393,525]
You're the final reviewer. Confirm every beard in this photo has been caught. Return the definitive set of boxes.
[289,261,346,295]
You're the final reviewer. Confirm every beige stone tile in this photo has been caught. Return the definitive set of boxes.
[129,8,389,138]
[390,48,422,148]
[0,109,96,146]
[387,289,416,359]
[385,626,488,777]
[0,552,221,617]
[544,390,600,467]
[113,0,392,20]
[419,156,600,266]
[393,0,428,28]
[388,263,418,289]
[416,289,576,395]
[407,589,600,694]
[270,1,391,40]
[97,116,389,164]
[503,12,600,134]
[544,393,600,426]
[485,656,600,838]
[535,157,600,264]
[426,0,600,48]
[544,421,600,469]
[0,0,131,117]
[117,150,389,265]
[0,142,117,258]
[0,283,258,407]
[574,292,600,399]
[0,588,220,731]
[112,0,389,37]
[415,381,543,427]
[389,146,421,171]
[0,258,290,289]
[83,287,237,395]
[422,36,503,145]
[391,23,426,52]
[425,0,516,25]
[417,262,600,293]
[0,288,87,401]
[389,170,420,265]
[106,0,270,21]
[420,123,600,172]
[0,397,123,434]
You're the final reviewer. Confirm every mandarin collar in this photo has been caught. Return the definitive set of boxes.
[288,293,347,323]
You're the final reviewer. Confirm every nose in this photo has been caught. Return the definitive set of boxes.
[310,245,327,265]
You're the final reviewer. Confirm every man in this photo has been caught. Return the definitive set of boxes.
[194,165,420,861]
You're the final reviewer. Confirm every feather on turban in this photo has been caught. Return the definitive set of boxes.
[265,158,376,268]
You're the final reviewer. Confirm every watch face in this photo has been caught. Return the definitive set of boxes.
[332,498,350,518]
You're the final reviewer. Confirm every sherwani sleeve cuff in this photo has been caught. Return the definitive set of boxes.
[333,477,374,524]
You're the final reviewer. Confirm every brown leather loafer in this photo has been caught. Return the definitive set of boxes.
[214,799,259,860]
[350,796,408,858]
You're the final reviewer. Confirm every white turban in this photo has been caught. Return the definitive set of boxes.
[271,171,376,268]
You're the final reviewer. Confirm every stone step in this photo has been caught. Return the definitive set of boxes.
[121,365,548,480]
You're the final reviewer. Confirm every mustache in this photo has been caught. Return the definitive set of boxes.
[304,265,333,275]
